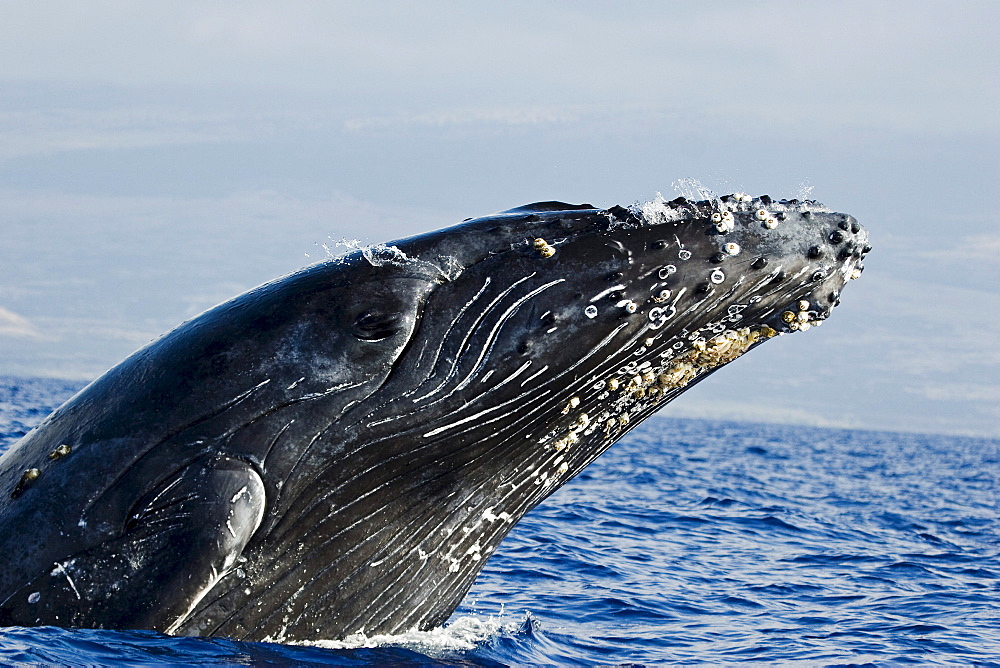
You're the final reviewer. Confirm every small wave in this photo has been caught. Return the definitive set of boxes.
[304,614,522,655]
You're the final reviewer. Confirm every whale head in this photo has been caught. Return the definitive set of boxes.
[208,194,869,639]
[352,194,869,461]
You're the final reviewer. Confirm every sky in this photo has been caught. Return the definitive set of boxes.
[0,1,997,437]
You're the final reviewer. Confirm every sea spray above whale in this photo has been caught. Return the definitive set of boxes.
[0,193,869,641]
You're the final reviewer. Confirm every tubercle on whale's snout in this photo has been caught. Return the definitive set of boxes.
[629,193,869,329]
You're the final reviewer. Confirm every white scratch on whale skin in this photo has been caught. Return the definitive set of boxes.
[519,365,549,387]
[451,278,566,394]
[589,284,626,303]
[421,387,553,438]
[51,561,81,600]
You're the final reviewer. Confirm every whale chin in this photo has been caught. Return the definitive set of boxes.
[0,193,868,641]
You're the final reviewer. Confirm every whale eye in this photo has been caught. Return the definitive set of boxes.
[353,309,403,341]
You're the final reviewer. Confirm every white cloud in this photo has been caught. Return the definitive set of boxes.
[663,399,862,431]
[344,105,589,132]
[0,105,299,160]
[0,307,40,338]
[908,381,1000,404]
[911,233,1000,265]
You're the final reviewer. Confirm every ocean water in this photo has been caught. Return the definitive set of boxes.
[0,377,997,666]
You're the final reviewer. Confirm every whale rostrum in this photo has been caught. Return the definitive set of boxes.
[0,194,869,641]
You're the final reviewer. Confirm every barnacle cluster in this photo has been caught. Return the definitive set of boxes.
[650,326,777,393]
[544,326,776,454]
[532,237,556,258]
[10,444,73,498]
[781,300,816,332]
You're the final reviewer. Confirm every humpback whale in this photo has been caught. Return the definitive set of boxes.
[0,195,868,641]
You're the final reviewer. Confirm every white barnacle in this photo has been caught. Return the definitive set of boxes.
[850,268,862,280]
[764,217,779,229]
[710,269,725,284]
[711,212,723,223]
[648,305,675,328]
[723,242,741,256]
[678,250,692,260]
[714,211,735,234]
[798,300,810,311]
[658,265,676,279]
[797,311,810,323]
[624,300,638,314]
[755,209,768,221]
[584,305,598,319]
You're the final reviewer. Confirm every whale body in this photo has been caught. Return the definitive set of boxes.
[0,195,869,641]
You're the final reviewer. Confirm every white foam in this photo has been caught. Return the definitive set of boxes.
[304,614,519,653]
[323,238,464,280]
[672,177,719,203]
[632,192,692,225]
[325,239,411,267]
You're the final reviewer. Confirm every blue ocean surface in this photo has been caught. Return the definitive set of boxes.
[0,376,997,666]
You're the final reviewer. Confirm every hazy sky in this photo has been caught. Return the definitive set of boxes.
[1,1,997,437]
